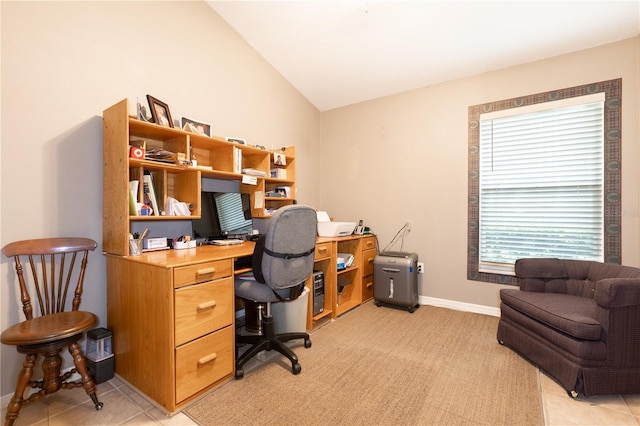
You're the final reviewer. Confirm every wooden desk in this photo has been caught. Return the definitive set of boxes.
[106,236,378,413]
[106,242,254,414]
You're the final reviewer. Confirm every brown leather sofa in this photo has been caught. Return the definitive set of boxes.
[497,258,640,398]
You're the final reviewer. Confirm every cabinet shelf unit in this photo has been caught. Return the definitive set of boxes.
[103,99,297,256]
[306,241,335,330]
[306,235,377,330]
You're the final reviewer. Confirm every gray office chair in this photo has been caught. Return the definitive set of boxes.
[234,204,317,379]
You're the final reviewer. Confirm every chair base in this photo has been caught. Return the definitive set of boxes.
[235,315,311,379]
[4,335,103,426]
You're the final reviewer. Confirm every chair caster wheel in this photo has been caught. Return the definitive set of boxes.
[292,363,302,375]
[497,339,505,345]
[569,390,579,398]
[95,402,104,411]
[235,369,244,380]
[304,338,312,348]
[374,300,381,307]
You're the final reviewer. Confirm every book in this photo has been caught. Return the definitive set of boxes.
[129,190,138,216]
[129,181,139,202]
[242,168,267,177]
[129,180,139,216]
[233,146,242,174]
[142,171,160,216]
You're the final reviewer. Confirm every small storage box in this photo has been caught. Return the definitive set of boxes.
[85,327,115,384]
[374,251,419,313]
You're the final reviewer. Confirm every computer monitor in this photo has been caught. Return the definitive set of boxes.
[215,192,252,236]
[192,191,222,240]
[192,191,252,241]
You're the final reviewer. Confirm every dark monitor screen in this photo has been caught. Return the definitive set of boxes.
[192,192,252,240]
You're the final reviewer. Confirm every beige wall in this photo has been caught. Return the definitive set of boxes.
[0,1,321,397]
[319,37,639,310]
[1,0,638,400]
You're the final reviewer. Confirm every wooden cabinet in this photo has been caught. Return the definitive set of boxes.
[105,246,252,413]
[103,98,296,257]
[306,235,377,330]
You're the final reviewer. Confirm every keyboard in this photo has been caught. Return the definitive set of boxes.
[209,239,244,246]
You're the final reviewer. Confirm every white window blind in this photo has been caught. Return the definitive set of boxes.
[479,93,605,275]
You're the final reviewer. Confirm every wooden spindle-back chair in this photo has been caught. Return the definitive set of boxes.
[1,237,103,426]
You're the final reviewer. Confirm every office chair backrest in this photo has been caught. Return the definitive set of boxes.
[2,237,98,320]
[255,205,316,291]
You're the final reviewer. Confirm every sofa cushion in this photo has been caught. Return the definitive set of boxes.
[500,289,602,341]
[515,258,568,279]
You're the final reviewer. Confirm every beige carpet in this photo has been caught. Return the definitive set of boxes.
[185,302,543,425]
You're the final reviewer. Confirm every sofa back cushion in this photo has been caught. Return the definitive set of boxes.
[516,258,640,299]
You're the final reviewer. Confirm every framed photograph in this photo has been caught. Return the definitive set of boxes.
[146,95,173,128]
[181,116,211,137]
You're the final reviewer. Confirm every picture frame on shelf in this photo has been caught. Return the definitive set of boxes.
[180,116,211,137]
[146,95,173,128]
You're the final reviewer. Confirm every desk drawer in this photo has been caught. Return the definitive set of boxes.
[362,248,377,277]
[175,326,234,403]
[175,277,234,346]
[315,242,332,261]
[362,236,377,251]
[362,274,374,302]
[174,259,232,289]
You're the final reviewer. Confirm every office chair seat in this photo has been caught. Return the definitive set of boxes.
[235,280,298,303]
[234,205,317,379]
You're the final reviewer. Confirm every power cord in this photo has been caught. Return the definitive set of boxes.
[381,221,411,253]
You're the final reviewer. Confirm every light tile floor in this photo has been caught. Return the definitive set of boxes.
[2,367,639,425]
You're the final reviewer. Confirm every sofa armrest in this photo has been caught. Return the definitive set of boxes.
[595,278,640,308]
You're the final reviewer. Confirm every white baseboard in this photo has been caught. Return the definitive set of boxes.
[419,296,500,317]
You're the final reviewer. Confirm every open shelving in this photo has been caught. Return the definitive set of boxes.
[103,99,297,256]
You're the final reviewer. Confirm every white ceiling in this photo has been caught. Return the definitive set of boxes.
[207,1,640,111]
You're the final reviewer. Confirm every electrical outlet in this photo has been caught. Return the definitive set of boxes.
[417,262,424,274]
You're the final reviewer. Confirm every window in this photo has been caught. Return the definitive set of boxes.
[468,80,621,285]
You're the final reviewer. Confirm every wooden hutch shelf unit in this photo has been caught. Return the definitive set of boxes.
[103,98,296,257]
[102,98,376,414]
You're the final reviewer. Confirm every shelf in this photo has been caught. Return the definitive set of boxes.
[104,98,297,256]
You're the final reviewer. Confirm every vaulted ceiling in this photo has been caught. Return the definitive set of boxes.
[208,1,640,111]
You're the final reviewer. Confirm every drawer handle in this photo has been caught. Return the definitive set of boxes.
[366,281,373,288]
[366,241,374,247]
[197,353,217,367]
[317,247,327,253]
[196,267,216,278]
[197,300,217,312]
[367,257,374,264]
